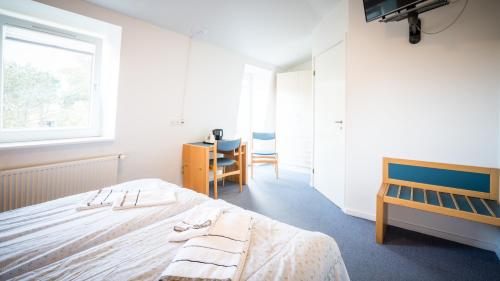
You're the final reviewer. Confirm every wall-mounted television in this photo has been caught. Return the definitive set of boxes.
[364,0,425,22]
[363,0,450,44]
[363,0,449,23]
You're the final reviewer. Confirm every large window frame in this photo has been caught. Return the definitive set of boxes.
[0,14,103,143]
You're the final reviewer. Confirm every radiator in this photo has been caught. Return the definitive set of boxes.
[0,154,124,212]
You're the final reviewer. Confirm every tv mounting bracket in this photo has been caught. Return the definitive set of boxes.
[380,0,450,44]
[407,11,421,44]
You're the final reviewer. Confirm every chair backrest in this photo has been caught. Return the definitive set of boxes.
[252,132,275,141]
[216,139,241,153]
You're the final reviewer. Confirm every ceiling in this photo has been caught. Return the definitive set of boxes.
[86,0,339,69]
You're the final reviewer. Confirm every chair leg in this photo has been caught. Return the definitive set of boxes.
[222,167,225,187]
[239,171,243,193]
[251,158,254,179]
[275,156,279,179]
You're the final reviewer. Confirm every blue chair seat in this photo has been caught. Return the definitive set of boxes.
[210,157,236,167]
[253,150,277,156]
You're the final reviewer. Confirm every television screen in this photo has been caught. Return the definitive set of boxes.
[363,0,424,22]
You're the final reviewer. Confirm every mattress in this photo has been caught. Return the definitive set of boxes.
[0,179,349,281]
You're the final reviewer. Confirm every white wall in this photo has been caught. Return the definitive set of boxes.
[285,60,312,71]
[0,0,275,186]
[182,40,248,139]
[313,0,500,252]
[346,0,500,251]
[312,0,348,57]
[497,51,500,257]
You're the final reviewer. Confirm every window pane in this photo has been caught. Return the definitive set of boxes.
[2,26,95,130]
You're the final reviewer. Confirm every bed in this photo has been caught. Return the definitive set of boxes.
[0,179,349,281]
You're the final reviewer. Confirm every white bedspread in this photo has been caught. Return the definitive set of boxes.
[0,179,207,279]
[0,180,349,281]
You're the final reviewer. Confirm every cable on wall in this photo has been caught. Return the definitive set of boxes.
[178,28,207,124]
[418,0,469,35]
[179,35,193,124]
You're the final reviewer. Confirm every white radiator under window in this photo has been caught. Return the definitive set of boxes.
[0,154,123,212]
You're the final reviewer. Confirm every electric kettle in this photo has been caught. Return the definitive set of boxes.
[212,129,223,140]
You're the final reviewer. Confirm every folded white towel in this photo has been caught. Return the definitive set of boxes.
[167,206,223,242]
[76,189,118,211]
[112,189,176,210]
[160,212,253,281]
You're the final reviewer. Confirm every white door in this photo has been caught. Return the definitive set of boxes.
[313,41,346,209]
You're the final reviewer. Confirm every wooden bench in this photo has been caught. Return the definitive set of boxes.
[376,158,500,244]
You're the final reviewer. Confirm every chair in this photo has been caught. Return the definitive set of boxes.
[209,139,242,199]
[251,132,278,178]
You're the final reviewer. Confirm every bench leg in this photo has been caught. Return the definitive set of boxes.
[376,194,387,244]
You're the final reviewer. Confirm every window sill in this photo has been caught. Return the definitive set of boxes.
[0,137,114,150]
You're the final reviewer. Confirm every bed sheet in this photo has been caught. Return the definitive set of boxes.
[9,199,349,281]
[0,179,208,279]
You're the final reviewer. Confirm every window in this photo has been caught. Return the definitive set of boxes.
[236,64,275,162]
[236,72,252,142]
[236,64,275,141]
[0,15,102,143]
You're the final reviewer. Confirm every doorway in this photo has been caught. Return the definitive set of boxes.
[276,70,313,177]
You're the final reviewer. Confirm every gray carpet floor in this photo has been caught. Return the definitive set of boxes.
[210,165,500,281]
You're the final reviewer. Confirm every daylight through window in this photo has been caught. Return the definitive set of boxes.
[0,16,102,143]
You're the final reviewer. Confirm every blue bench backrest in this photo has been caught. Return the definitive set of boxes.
[384,158,499,200]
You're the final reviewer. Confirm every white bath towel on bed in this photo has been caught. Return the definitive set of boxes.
[112,189,176,210]
[160,212,253,281]
[76,189,117,211]
[167,206,223,242]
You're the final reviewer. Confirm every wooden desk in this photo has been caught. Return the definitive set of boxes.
[182,142,247,197]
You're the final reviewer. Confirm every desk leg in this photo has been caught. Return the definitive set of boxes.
[213,159,218,200]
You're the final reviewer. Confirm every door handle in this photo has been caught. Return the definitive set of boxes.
[335,120,344,130]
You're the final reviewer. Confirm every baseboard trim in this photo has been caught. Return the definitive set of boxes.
[388,218,498,253]
[280,164,311,174]
[343,208,375,221]
[343,208,499,256]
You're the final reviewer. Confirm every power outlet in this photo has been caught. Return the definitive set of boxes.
[170,118,185,126]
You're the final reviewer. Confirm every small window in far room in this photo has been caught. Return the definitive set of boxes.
[237,64,275,160]
[0,15,102,143]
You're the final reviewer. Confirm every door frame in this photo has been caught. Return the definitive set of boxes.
[311,38,347,209]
